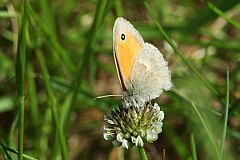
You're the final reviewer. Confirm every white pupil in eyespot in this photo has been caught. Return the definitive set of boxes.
[121,33,125,41]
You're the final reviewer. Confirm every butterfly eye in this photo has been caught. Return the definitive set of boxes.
[120,33,126,41]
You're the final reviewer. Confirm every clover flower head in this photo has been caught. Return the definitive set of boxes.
[103,102,164,149]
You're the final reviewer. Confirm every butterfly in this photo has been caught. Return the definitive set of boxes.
[113,17,172,107]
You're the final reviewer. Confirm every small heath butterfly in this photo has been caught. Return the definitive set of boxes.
[113,17,172,107]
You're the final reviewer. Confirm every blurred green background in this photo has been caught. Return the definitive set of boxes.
[0,0,240,159]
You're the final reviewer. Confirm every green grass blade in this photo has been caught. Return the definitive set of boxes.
[26,4,75,73]
[17,97,25,160]
[165,125,189,159]
[143,0,221,100]
[36,49,69,160]
[169,90,222,116]
[220,70,230,159]
[26,62,40,157]
[39,0,56,37]
[0,139,12,160]
[61,0,108,131]
[15,1,27,98]
[26,64,39,128]
[0,76,15,90]
[227,128,240,140]
[0,11,16,18]
[190,134,197,160]
[204,0,240,29]
[15,1,28,159]
[0,140,38,160]
[114,0,123,17]
[181,0,240,33]
[38,108,52,160]
[191,103,220,159]
[8,110,19,160]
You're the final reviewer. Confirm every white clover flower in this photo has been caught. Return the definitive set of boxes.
[147,130,158,142]
[135,136,144,147]
[103,102,164,149]
[116,133,124,142]
[155,122,163,134]
[122,139,129,149]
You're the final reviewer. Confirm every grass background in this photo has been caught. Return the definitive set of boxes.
[0,0,240,159]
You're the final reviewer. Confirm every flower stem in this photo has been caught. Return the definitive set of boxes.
[138,146,148,160]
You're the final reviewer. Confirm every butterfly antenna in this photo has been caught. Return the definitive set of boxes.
[94,94,122,100]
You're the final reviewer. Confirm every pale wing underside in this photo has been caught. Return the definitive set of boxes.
[129,43,172,104]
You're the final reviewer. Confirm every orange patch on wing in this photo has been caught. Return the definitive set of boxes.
[116,32,143,82]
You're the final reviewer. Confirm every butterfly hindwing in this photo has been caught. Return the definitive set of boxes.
[129,43,172,104]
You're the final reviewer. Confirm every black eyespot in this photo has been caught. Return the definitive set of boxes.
[121,33,126,41]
